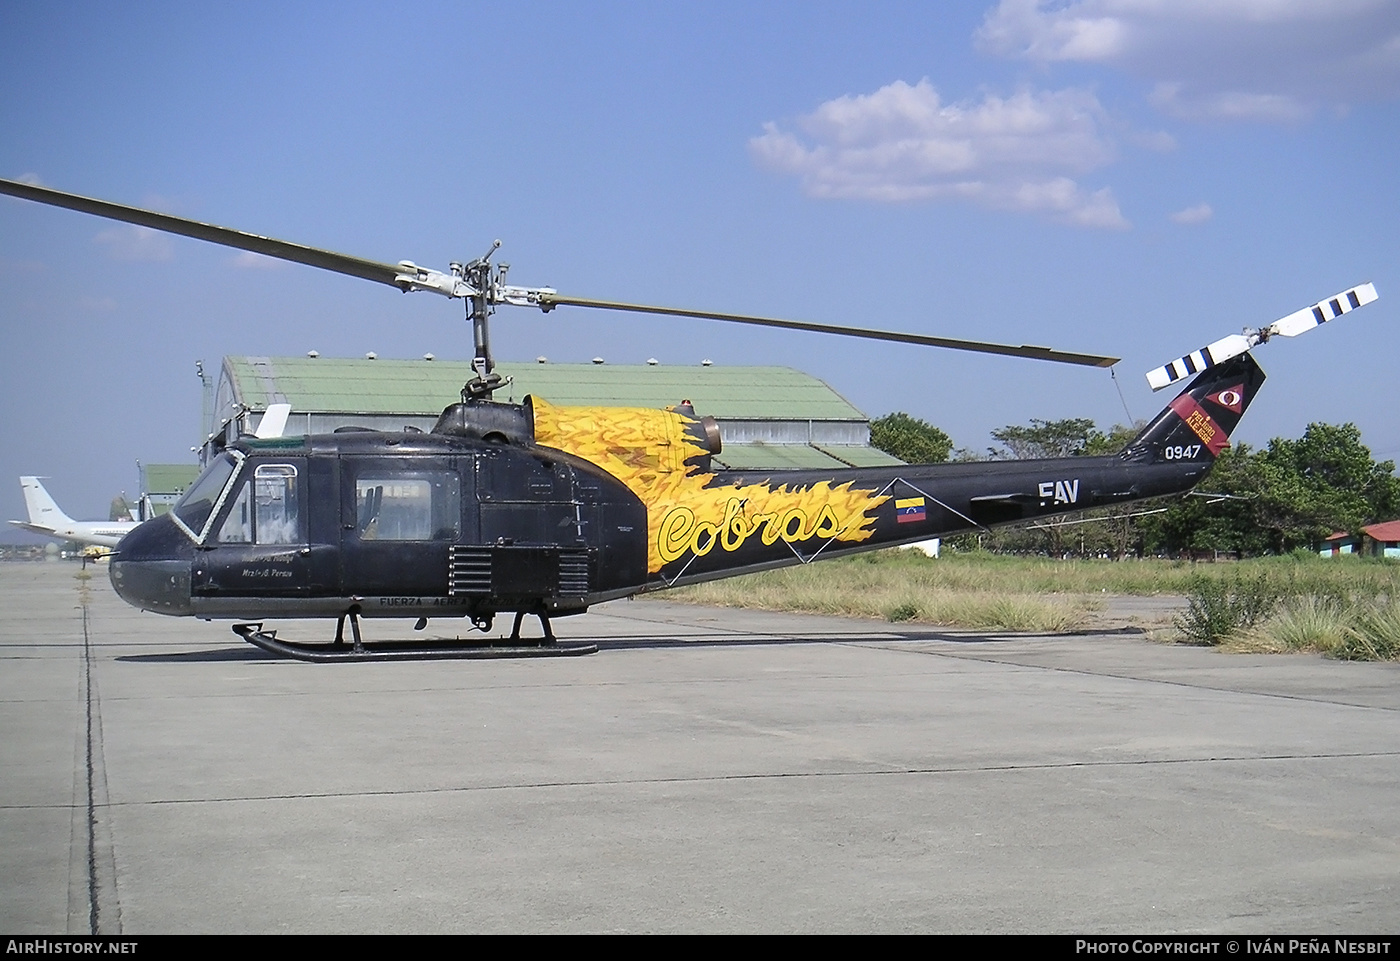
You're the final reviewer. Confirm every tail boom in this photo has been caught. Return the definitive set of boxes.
[649,355,1268,585]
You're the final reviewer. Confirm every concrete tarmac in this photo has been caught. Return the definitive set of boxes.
[2,561,1398,934]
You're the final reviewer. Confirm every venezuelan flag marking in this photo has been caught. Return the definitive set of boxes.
[895,497,926,523]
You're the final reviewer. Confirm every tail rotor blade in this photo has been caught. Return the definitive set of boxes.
[1146,282,1379,391]
[1268,283,1377,338]
[1146,333,1254,392]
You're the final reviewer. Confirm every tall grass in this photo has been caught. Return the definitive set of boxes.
[1238,595,1354,653]
[663,563,1095,632]
[1227,594,1400,660]
[662,549,1400,600]
[655,551,1105,632]
[653,549,1400,649]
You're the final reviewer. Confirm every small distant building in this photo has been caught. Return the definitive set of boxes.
[1320,532,1357,556]
[208,355,904,471]
[137,463,201,519]
[1318,520,1400,559]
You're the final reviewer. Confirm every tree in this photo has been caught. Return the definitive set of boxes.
[1254,423,1400,552]
[1141,423,1400,556]
[1138,445,1268,555]
[988,418,1108,459]
[870,412,952,464]
[1084,422,1141,456]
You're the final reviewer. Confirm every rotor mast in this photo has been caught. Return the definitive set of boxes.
[392,241,559,401]
[459,241,503,400]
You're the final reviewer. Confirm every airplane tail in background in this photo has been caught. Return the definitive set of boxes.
[1123,352,1266,462]
[11,476,138,547]
[19,476,75,527]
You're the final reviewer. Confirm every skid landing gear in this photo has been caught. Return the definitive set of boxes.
[511,610,555,642]
[232,609,596,662]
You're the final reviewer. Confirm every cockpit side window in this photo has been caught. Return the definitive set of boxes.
[253,465,299,544]
[215,464,301,545]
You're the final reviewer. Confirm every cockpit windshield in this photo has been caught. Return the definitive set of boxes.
[171,453,241,541]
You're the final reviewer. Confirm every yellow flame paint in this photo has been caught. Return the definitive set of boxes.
[531,396,888,573]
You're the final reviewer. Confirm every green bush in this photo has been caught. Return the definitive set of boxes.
[884,601,919,622]
[1175,572,1282,645]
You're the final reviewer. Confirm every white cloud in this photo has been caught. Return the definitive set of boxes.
[231,251,287,270]
[1127,128,1178,152]
[93,225,173,262]
[976,0,1130,62]
[751,79,1129,228]
[13,172,45,187]
[1149,83,1314,123]
[976,0,1400,122]
[1170,202,1214,224]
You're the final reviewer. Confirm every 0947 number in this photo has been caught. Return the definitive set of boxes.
[1163,444,1202,460]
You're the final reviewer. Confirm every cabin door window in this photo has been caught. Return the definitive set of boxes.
[353,471,460,542]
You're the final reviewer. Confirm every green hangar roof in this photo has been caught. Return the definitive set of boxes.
[214,356,902,470]
[220,356,867,420]
[139,463,200,495]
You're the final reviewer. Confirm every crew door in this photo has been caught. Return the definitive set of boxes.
[192,460,311,596]
[339,457,470,596]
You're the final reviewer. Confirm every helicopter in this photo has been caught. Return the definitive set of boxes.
[0,178,1379,660]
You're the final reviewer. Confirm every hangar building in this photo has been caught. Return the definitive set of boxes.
[208,355,902,470]
[136,463,201,519]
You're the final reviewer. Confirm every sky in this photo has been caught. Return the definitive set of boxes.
[2,0,1398,531]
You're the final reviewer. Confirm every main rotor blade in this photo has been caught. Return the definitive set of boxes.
[540,294,1120,368]
[1,178,1122,368]
[0,178,407,289]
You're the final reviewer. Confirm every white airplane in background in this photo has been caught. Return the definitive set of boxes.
[9,477,139,549]
[8,406,292,550]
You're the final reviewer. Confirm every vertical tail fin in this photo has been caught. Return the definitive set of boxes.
[19,476,75,526]
[1123,353,1266,462]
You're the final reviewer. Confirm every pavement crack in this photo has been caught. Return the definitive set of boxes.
[69,579,121,935]
[97,748,1400,807]
[847,639,1400,712]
